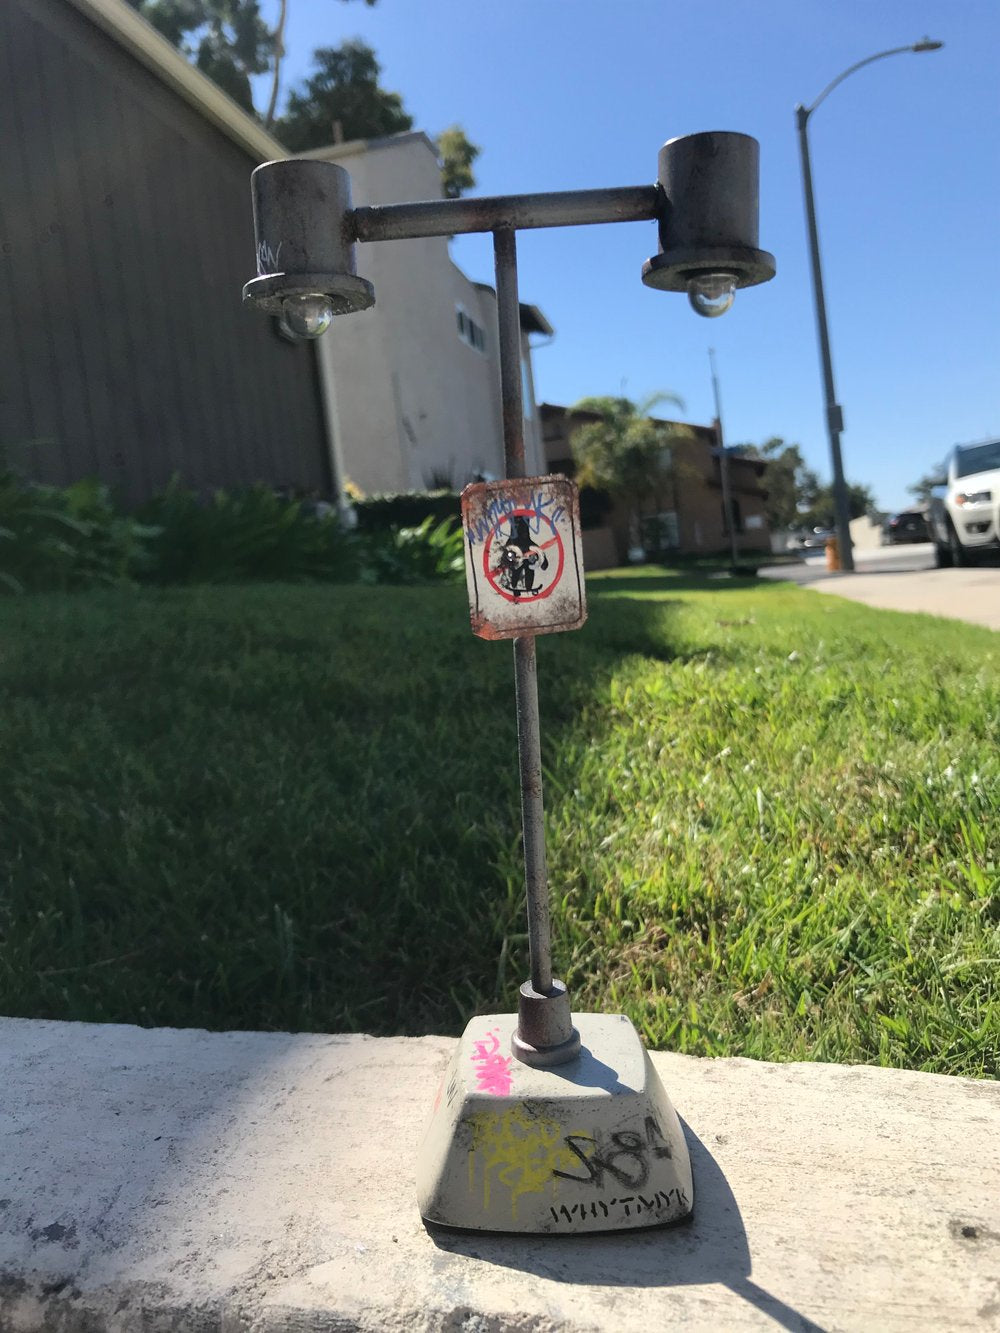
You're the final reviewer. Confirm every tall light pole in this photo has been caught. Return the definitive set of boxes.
[709,347,740,568]
[796,38,943,572]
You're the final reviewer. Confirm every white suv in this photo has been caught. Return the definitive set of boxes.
[929,440,1000,566]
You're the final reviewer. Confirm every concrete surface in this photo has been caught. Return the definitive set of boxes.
[760,545,1000,631]
[1,1018,999,1333]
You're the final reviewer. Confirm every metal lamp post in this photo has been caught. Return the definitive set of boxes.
[243,132,774,1234]
[796,38,943,573]
[709,347,741,569]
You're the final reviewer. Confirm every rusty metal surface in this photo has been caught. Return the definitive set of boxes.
[511,979,580,1064]
[493,228,526,479]
[461,477,587,641]
[351,184,660,243]
[512,636,553,997]
[642,133,775,293]
[244,160,376,315]
[486,207,586,1064]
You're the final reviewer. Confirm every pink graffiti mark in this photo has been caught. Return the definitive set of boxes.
[471,1028,513,1096]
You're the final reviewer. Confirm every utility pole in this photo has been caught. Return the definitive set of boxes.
[709,348,739,568]
[795,38,943,573]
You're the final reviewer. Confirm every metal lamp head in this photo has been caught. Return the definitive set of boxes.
[642,131,776,317]
[242,159,374,336]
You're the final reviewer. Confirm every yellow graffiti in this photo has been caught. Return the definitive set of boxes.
[466,1104,580,1220]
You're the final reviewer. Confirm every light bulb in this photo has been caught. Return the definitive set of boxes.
[281,293,335,339]
[687,273,736,319]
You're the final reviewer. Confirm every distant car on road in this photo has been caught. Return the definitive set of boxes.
[885,511,930,544]
[928,439,1000,566]
[790,527,835,552]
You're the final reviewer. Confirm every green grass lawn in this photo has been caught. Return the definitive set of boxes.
[1,569,997,1075]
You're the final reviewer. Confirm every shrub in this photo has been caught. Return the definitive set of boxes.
[0,467,470,592]
[135,482,362,585]
[360,516,465,585]
[352,489,461,533]
[0,472,156,592]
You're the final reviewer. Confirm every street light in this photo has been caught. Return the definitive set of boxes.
[243,132,774,1235]
[796,38,943,572]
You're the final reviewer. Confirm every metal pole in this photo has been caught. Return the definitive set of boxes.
[709,348,740,568]
[352,184,660,244]
[795,106,855,572]
[493,227,553,996]
[794,43,943,573]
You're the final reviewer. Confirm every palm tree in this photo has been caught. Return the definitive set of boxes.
[569,393,689,560]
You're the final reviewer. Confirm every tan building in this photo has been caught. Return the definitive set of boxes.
[541,404,771,567]
[305,133,550,497]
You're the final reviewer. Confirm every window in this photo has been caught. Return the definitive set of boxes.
[456,304,487,353]
[955,440,1000,478]
[642,512,679,553]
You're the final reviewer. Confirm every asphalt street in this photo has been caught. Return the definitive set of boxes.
[758,544,1000,632]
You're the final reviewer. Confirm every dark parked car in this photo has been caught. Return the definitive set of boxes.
[886,511,930,544]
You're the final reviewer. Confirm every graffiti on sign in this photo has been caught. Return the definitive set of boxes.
[461,475,586,640]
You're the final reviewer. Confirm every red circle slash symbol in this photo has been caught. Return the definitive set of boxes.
[483,507,564,604]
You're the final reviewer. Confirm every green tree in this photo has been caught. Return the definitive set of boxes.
[436,126,480,199]
[274,40,413,149]
[738,437,816,530]
[908,462,947,506]
[570,395,688,558]
[263,0,377,128]
[800,481,876,530]
[126,0,377,118]
[276,51,479,197]
[739,437,872,530]
[127,0,273,113]
[130,2,480,196]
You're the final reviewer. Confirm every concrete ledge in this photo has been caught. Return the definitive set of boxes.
[1,1018,998,1331]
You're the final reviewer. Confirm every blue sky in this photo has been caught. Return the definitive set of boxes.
[258,0,999,512]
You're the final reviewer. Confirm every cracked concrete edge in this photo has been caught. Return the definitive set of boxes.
[1,1019,998,1333]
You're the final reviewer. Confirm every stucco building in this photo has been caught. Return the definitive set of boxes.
[303,134,550,496]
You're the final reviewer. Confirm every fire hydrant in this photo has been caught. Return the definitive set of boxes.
[826,536,841,570]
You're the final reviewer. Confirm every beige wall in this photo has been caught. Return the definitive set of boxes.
[315,134,544,497]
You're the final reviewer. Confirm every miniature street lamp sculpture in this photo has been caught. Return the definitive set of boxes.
[244,132,774,1234]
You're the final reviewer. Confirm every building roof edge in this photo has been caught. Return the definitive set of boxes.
[63,0,290,162]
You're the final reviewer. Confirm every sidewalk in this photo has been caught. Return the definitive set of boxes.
[759,547,1000,631]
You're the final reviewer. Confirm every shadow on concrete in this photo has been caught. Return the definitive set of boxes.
[540,1042,628,1095]
[428,1119,827,1333]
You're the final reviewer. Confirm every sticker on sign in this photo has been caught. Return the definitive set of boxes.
[461,475,587,640]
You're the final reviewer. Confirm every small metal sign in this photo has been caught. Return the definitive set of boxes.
[461,475,587,640]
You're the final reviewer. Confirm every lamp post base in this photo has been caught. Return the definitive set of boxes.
[416,1012,693,1234]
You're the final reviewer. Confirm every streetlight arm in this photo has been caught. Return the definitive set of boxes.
[799,41,941,121]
